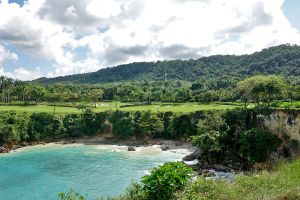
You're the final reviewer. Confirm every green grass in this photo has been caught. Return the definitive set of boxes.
[0,102,242,114]
[176,159,300,200]
[273,101,300,109]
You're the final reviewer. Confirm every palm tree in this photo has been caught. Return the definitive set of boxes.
[0,76,6,102]
[5,78,14,103]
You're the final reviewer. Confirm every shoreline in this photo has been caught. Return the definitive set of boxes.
[2,137,241,182]
[1,136,197,156]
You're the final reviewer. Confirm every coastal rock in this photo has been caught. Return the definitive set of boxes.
[183,159,199,165]
[213,164,230,172]
[183,159,200,171]
[128,146,136,151]
[182,154,195,161]
[204,169,235,182]
[11,145,21,150]
[161,145,170,151]
[20,142,29,147]
[0,146,10,153]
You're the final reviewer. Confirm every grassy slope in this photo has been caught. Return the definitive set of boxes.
[0,102,241,113]
[177,159,300,200]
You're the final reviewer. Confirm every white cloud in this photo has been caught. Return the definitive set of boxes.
[86,0,122,19]
[0,67,42,81]
[0,0,299,80]
[0,45,18,66]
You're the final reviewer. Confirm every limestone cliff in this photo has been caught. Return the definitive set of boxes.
[260,111,300,142]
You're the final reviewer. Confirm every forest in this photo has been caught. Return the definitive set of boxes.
[34,44,300,84]
[0,75,299,105]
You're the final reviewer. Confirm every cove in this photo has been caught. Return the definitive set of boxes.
[0,144,190,200]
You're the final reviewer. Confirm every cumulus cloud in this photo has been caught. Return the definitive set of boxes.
[0,0,299,80]
[0,45,18,66]
[0,67,42,81]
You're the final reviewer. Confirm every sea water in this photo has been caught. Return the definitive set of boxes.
[0,144,190,200]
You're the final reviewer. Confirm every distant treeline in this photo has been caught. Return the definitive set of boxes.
[1,108,297,166]
[0,74,299,104]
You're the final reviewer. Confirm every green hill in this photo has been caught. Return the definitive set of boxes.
[34,44,300,84]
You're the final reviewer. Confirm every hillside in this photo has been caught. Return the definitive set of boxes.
[34,44,300,84]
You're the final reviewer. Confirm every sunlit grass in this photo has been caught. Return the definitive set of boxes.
[0,102,242,114]
[177,159,300,200]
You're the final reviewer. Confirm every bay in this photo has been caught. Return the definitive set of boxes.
[0,144,190,200]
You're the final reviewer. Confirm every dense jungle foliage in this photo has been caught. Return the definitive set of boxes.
[0,74,299,104]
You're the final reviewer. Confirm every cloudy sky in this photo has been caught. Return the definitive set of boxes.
[0,0,299,80]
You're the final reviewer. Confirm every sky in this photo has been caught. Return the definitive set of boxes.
[0,0,299,80]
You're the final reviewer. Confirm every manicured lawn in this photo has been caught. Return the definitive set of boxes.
[119,102,240,112]
[0,102,242,114]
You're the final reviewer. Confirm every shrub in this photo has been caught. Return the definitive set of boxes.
[109,111,134,137]
[192,130,222,152]
[58,191,86,200]
[239,128,282,163]
[28,113,63,141]
[141,162,192,200]
[0,111,30,145]
[135,110,164,138]
[109,182,147,200]
[0,124,17,146]
[169,114,197,138]
[192,111,228,152]
[63,114,83,138]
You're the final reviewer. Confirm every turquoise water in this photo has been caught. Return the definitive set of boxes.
[0,144,187,200]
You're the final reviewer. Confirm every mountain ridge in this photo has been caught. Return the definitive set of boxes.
[33,44,300,84]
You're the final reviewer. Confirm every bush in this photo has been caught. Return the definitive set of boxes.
[141,162,192,200]
[192,111,227,152]
[109,111,134,137]
[192,130,222,152]
[109,182,147,200]
[62,114,83,138]
[0,111,30,145]
[28,113,63,141]
[58,191,86,200]
[239,128,282,163]
[0,124,17,146]
[169,114,197,138]
[135,110,164,138]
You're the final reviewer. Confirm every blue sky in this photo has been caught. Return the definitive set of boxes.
[282,0,300,31]
[0,0,300,80]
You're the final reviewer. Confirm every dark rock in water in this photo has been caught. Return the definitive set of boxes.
[184,159,200,171]
[128,146,136,151]
[11,145,21,150]
[175,142,181,146]
[213,164,230,172]
[182,154,196,161]
[161,146,170,151]
[233,163,242,170]
[0,146,10,153]
[20,142,29,147]
[201,170,215,177]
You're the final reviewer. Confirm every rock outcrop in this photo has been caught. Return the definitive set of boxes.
[128,146,136,151]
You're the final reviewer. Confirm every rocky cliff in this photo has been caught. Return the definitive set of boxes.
[261,111,300,141]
